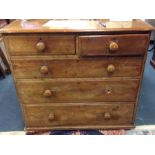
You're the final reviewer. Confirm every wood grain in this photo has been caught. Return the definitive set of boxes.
[79,34,149,56]
[0,19,154,34]
[6,35,76,56]
[16,78,140,104]
[26,125,135,131]
[12,56,143,79]
[1,19,152,131]
[24,103,134,127]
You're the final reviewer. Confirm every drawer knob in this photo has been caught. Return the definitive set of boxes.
[48,113,55,121]
[109,41,118,51]
[107,64,115,73]
[43,89,52,97]
[104,112,111,120]
[36,41,46,52]
[40,66,48,74]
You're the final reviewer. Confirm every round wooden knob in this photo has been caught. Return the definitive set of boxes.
[48,113,55,121]
[43,89,52,97]
[104,112,111,120]
[109,41,118,51]
[107,64,115,73]
[40,66,48,74]
[36,41,45,52]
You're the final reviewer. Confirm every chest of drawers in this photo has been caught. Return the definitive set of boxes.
[1,19,153,131]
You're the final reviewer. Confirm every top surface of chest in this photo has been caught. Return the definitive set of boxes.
[0,19,154,34]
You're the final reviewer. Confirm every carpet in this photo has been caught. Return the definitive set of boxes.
[26,129,155,135]
[26,126,155,135]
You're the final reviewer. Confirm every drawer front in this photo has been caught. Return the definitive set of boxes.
[7,35,76,56]
[16,79,139,104]
[12,57,143,79]
[79,34,149,56]
[24,103,134,127]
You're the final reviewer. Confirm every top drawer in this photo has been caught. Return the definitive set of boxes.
[6,35,76,56]
[78,34,149,56]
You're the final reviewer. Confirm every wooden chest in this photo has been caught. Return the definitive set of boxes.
[1,19,153,131]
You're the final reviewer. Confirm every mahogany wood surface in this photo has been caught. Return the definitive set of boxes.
[1,19,153,131]
[11,57,143,79]
[16,78,139,104]
[0,19,154,33]
[79,34,149,56]
[24,103,134,128]
[6,35,76,56]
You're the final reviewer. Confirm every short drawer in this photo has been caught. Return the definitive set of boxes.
[24,103,134,128]
[78,34,149,56]
[16,78,139,104]
[6,35,76,56]
[12,57,143,79]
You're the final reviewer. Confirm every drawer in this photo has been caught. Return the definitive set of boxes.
[6,35,76,56]
[16,78,139,104]
[12,57,143,79]
[24,103,134,127]
[78,34,149,56]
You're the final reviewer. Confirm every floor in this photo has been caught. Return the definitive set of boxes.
[136,50,155,125]
[0,50,155,132]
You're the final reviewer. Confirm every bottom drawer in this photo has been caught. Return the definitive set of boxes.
[24,103,134,128]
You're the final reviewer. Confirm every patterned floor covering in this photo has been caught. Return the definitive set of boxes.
[0,126,155,135]
[15,126,155,135]
[27,129,155,135]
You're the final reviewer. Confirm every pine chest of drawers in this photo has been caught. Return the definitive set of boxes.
[1,19,153,131]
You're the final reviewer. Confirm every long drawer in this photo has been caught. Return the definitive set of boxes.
[12,57,143,79]
[24,103,134,127]
[6,35,76,56]
[79,34,149,56]
[16,78,140,104]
